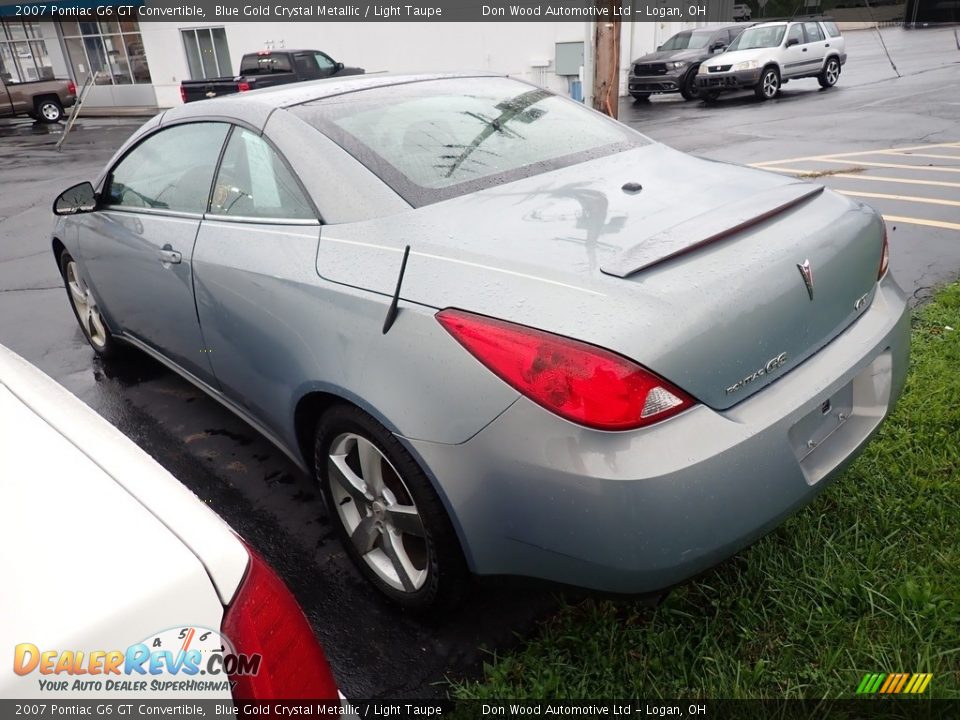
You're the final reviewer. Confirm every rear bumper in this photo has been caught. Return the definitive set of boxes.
[63,96,76,109]
[406,274,910,593]
[696,68,762,91]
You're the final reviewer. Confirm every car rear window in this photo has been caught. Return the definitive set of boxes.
[289,77,646,207]
[239,53,292,75]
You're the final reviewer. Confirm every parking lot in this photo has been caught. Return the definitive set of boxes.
[1,24,958,698]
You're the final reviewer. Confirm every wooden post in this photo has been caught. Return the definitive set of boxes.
[592,10,621,119]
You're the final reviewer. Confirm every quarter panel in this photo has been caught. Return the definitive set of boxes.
[191,220,518,450]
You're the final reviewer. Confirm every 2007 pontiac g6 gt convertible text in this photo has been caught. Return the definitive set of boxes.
[50,73,909,608]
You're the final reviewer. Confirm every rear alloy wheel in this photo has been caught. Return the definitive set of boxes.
[315,405,466,609]
[755,67,780,100]
[60,253,119,358]
[680,69,701,101]
[36,98,64,123]
[819,57,841,88]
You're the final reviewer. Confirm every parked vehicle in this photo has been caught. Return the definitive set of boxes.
[733,3,753,20]
[697,19,847,101]
[0,76,76,123]
[628,25,748,101]
[50,73,908,609]
[0,343,342,701]
[180,49,364,103]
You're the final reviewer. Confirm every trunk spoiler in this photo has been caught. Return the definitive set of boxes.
[601,183,825,278]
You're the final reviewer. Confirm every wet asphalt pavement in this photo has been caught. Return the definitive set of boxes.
[1,25,958,699]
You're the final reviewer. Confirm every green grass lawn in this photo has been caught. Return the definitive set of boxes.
[455,282,960,700]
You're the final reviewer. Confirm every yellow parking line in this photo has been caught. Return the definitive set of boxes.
[882,151,960,161]
[751,142,960,167]
[883,215,960,231]
[816,159,960,173]
[751,166,822,174]
[837,190,960,208]
[823,174,960,189]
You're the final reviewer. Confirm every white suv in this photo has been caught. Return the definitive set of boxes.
[696,19,846,101]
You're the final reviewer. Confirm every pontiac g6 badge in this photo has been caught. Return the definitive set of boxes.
[797,259,814,301]
[726,352,789,395]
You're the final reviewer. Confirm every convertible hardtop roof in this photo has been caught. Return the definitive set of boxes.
[160,72,505,131]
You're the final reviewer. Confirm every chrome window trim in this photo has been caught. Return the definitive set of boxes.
[100,206,204,221]
[202,213,320,227]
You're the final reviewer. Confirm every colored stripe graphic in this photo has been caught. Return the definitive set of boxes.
[857,673,932,694]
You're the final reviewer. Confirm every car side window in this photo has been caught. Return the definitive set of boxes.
[787,24,804,46]
[822,21,842,38]
[210,127,314,220]
[804,22,825,42]
[314,53,336,75]
[105,123,229,214]
[294,53,321,77]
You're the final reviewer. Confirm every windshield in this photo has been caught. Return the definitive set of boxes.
[659,32,712,51]
[728,25,787,50]
[291,77,646,207]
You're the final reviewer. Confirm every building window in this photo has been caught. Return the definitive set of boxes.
[60,20,152,87]
[181,28,231,80]
[0,20,56,83]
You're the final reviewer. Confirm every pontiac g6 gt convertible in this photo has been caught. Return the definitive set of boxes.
[50,74,909,608]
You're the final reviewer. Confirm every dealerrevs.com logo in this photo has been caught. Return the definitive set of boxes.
[13,626,261,694]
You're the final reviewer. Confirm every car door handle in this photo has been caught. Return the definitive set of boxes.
[825,43,830,47]
[802,48,808,52]
[159,246,182,265]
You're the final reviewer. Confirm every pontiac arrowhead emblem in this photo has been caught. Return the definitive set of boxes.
[797,259,814,301]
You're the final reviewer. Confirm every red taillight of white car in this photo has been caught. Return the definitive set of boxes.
[437,309,696,431]
[222,548,339,700]
[878,221,890,280]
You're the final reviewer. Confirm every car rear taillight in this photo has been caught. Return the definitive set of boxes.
[238,81,251,93]
[437,309,696,431]
[179,85,187,104]
[878,221,890,280]
[222,548,338,700]
[67,81,76,96]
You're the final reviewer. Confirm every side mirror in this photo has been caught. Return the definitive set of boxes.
[53,181,97,216]
[336,61,344,71]
[656,45,663,51]
[711,43,727,52]
[786,37,800,47]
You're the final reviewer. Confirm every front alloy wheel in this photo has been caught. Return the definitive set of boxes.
[37,99,64,123]
[61,253,117,357]
[755,68,780,100]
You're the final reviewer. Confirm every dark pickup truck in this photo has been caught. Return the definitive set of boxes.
[180,49,364,103]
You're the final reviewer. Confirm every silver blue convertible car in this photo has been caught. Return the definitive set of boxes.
[51,74,909,608]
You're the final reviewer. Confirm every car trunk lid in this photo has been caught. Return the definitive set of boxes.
[318,144,883,410]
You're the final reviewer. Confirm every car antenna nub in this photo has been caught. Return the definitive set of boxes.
[382,245,411,335]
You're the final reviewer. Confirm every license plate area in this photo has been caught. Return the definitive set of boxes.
[787,350,893,485]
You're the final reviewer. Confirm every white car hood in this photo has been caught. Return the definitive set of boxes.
[705,48,771,68]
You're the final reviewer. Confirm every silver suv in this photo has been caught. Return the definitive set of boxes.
[696,19,846,101]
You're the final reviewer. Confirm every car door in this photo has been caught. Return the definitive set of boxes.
[803,21,828,72]
[191,125,320,432]
[77,122,230,386]
[780,23,807,78]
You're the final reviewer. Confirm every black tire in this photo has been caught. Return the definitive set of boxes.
[679,69,701,101]
[35,97,64,123]
[59,252,121,359]
[631,92,651,102]
[314,404,468,610]
[700,90,721,103]
[818,57,841,88]
[754,66,780,101]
